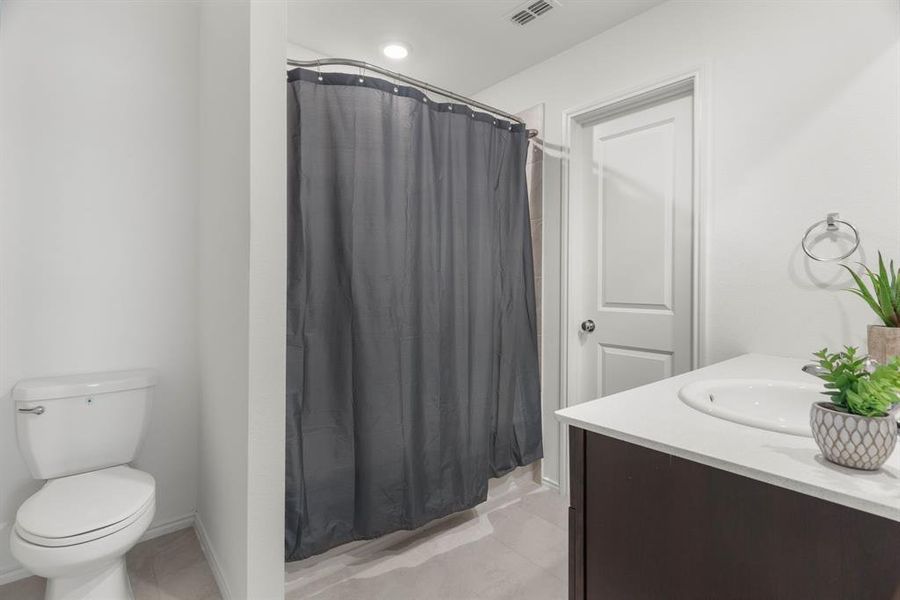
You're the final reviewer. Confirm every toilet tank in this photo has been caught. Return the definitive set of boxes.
[13,369,157,479]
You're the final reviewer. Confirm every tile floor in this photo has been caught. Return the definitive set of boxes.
[0,478,566,600]
[285,478,569,600]
[0,527,220,600]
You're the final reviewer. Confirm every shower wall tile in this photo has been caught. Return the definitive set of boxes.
[518,104,544,377]
[518,104,544,166]
[528,141,543,165]
[531,220,543,280]
[526,157,543,221]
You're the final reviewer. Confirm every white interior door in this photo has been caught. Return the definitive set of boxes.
[570,93,694,405]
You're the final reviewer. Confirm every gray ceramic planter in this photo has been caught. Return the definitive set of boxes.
[810,402,897,471]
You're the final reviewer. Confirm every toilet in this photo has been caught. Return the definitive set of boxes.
[10,370,157,600]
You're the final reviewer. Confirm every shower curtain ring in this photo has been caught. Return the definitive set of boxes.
[315,59,323,82]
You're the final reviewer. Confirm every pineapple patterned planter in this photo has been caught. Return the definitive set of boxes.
[810,402,897,471]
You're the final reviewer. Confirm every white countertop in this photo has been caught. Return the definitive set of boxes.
[555,353,900,522]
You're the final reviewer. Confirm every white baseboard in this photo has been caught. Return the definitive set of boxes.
[542,476,560,491]
[0,565,31,586]
[194,512,232,600]
[0,512,197,586]
[142,512,196,543]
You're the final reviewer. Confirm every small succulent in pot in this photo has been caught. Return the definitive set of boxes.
[843,253,900,364]
[808,346,898,470]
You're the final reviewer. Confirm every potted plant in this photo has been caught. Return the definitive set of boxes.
[809,346,898,470]
[843,252,900,364]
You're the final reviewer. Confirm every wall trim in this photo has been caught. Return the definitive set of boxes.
[557,66,711,495]
[0,565,30,587]
[195,512,233,600]
[0,512,197,586]
[141,513,196,543]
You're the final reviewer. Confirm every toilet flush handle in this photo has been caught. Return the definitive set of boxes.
[17,406,45,415]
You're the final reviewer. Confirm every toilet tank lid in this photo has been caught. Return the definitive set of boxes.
[12,369,158,403]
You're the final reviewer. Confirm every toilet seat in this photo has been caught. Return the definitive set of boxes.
[15,465,155,548]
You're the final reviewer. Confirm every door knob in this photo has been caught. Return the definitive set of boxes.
[580,320,596,333]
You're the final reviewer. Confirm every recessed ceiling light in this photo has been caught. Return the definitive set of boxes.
[382,43,409,60]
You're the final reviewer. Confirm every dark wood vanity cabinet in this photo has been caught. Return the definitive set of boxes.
[568,427,900,600]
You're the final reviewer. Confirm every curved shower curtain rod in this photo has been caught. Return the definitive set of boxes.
[287,57,539,139]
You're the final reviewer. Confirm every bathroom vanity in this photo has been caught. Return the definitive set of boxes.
[557,354,900,600]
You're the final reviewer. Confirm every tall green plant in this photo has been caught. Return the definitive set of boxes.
[843,252,900,327]
[813,346,900,417]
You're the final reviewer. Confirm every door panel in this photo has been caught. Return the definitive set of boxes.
[598,345,673,397]
[597,121,674,311]
[571,93,693,407]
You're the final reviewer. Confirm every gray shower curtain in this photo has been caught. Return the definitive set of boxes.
[285,67,542,561]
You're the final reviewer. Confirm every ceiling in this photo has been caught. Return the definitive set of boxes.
[286,1,665,95]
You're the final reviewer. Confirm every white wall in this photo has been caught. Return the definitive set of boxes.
[288,41,323,61]
[0,1,288,593]
[474,0,900,488]
[246,1,287,595]
[197,2,286,598]
[0,0,201,580]
[196,3,251,597]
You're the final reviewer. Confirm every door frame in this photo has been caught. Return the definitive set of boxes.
[558,70,709,496]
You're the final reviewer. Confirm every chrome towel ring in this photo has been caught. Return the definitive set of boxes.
[801,212,860,262]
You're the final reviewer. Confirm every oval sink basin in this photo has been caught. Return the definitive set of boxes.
[678,379,826,437]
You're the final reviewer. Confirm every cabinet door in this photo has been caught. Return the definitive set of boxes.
[573,429,900,599]
[568,427,584,600]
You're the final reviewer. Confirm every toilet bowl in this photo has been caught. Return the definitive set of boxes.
[10,465,156,600]
[11,369,158,600]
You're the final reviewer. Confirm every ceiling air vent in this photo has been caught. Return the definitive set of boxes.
[508,0,559,26]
